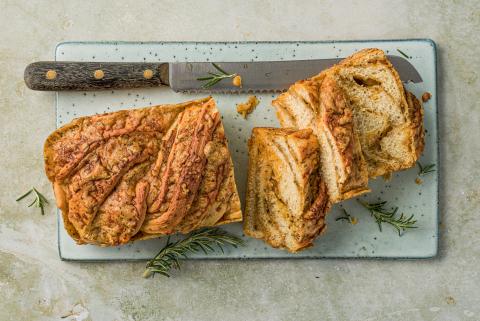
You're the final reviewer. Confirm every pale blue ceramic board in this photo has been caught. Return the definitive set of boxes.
[55,40,438,260]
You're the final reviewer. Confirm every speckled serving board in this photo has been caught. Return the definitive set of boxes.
[55,40,438,261]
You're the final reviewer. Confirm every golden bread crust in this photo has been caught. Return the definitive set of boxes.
[406,90,425,160]
[44,97,242,246]
[319,76,370,198]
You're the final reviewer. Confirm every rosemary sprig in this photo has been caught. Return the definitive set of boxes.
[144,228,244,278]
[336,209,358,225]
[197,63,237,88]
[417,162,436,176]
[16,187,49,215]
[357,199,417,236]
[397,49,411,59]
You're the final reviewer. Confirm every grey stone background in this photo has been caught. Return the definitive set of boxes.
[0,1,478,320]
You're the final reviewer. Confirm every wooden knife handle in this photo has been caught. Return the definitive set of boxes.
[24,61,170,91]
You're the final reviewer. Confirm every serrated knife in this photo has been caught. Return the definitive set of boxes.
[24,56,422,92]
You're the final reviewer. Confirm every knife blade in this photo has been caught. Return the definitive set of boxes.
[24,55,422,92]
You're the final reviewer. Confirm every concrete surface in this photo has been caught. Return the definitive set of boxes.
[0,1,479,320]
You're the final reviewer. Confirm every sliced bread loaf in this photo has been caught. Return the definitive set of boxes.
[44,97,242,246]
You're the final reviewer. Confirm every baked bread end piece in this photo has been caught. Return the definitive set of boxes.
[244,128,331,252]
[44,97,242,246]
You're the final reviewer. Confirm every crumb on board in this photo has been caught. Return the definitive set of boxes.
[232,75,242,87]
[236,95,259,119]
[422,92,432,102]
[446,296,456,305]
[415,177,423,185]
[350,217,358,225]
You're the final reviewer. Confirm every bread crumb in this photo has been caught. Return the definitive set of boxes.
[422,92,432,102]
[236,95,259,119]
[415,177,423,185]
[232,75,242,87]
[350,217,358,225]
[446,296,456,305]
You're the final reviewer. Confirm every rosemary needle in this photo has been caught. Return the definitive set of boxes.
[336,209,358,225]
[197,63,237,88]
[357,199,417,236]
[417,162,436,176]
[144,228,244,278]
[16,187,49,215]
[397,49,411,59]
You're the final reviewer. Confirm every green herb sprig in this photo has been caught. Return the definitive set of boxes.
[397,49,411,59]
[144,228,244,278]
[417,162,436,176]
[357,199,417,236]
[336,209,357,225]
[16,187,49,215]
[197,63,237,88]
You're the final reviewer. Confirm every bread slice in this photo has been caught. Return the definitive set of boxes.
[273,73,370,203]
[274,48,424,180]
[321,48,424,177]
[244,128,331,252]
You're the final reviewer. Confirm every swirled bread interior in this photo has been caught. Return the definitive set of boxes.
[273,74,370,203]
[244,128,331,252]
[273,48,424,183]
[329,48,424,177]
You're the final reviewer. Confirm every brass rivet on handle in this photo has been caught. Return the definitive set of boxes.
[143,69,154,79]
[93,69,104,79]
[45,70,57,80]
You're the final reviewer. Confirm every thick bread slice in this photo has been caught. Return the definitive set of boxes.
[273,74,370,203]
[325,48,424,177]
[44,97,242,246]
[274,48,425,180]
[244,128,331,252]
